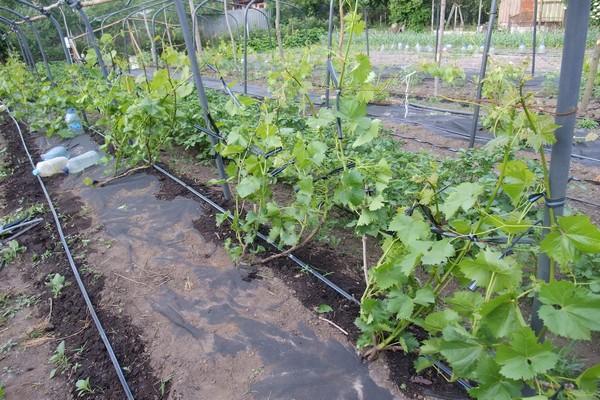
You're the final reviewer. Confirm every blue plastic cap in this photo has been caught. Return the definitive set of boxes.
[67,108,75,113]
[32,169,40,176]
[61,167,69,174]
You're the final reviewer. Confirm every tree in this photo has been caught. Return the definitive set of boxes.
[389,0,430,28]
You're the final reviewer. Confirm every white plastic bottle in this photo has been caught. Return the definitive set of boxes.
[32,157,68,177]
[65,109,84,135]
[62,150,100,174]
[41,145,69,161]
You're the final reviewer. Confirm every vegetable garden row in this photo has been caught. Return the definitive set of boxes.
[1,0,600,399]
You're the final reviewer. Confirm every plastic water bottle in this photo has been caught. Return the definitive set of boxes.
[415,43,422,53]
[62,150,100,174]
[32,157,68,177]
[537,42,546,54]
[65,109,84,135]
[41,145,69,161]
[519,43,526,54]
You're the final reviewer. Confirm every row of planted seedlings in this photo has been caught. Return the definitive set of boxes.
[1,6,600,398]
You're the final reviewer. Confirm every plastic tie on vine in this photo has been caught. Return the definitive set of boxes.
[544,196,566,208]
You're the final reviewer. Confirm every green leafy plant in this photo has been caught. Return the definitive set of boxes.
[316,304,333,313]
[356,65,600,399]
[155,375,172,397]
[49,340,70,379]
[45,274,70,299]
[0,240,26,265]
[576,117,599,130]
[75,378,95,397]
[0,339,15,354]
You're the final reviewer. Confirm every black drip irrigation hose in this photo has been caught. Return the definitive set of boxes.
[150,164,358,304]
[149,164,473,391]
[86,108,473,393]
[1,105,135,400]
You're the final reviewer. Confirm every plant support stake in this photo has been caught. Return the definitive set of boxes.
[531,0,591,336]
[173,0,231,200]
[468,0,498,148]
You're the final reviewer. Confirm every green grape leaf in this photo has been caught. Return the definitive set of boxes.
[421,238,455,265]
[444,291,484,317]
[359,298,391,331]
[175,81,194,99]
[420,309,461,335]
[236,176,260,198]
[349,53,372,85]
[307,141,328,165]
[438,326,486,378]
[575,364,600,393]
[352,118,381,148]
[337,97,366,120]
[413,288,435,306]
[538,280,600,340]
[522,112,558,149]
[334,170,364,207]
[368,195,386,211]
[357,209,375,226]
[480,293,523,338]
[306,108,335,130]
[372,258,410,290]
[459,250,522,293]
[440,182,483,219]
[469,357,523,400]
[449,219,472,235]
[541,216,600,265]
[414,356,435,373]
[496,327,558,380]
[501,160,536,206]
[384,291,414,320]
[343,12,365,35]
[388,214,430,244]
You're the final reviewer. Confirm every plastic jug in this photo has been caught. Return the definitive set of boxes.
[65,109,84,135]
[41,145,69,161]
[32,157,68,177]
[62,150,100,174]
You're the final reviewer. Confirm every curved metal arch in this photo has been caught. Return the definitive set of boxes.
[243,0,272,93]
[63,1,109,81]
[98,0,167,34]
[0,25,27,67]
[195,4,243,45]
[0,7,54,84]
[192,1,245,42]
[0,17,39,78]
[279,1,308,41]
[150,3,180,69]
[121,2,172,74]
[11,0,72,64]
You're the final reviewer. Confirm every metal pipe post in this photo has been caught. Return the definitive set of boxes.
[12,0,72,64]
[468,0,498,148]
[324,0,335,108]
[532,0,538,75]
[173,0,232,200]
[0,8,53,84]
[531,0,591,336]
[65,1,109,81]
[243,0,259,94]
